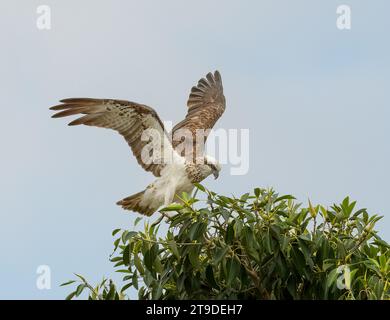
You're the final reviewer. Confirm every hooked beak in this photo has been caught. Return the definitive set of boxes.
[212,170,219,180]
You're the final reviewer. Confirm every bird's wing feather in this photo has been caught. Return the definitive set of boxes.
[171,70,226,160]
[50,98,180,177]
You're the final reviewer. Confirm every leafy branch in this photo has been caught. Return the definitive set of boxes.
[63,186,390,300]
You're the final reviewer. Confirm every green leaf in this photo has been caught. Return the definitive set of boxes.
[75,284,86,297]
[110,256,122,262]
[160,203,184,212]
[113,238,120,252]
[188,247,200,268]
[352,208,367,218]
[132,271,139,290]
[213,246,229,266]
[264,230,273,254]
[123,245,130,265]
[240,193,250,202]
[74,273,87,283]
[343,266,351,290]
[121,231,129,243]
[206,265,219,289]
[219,196,233,204]
[168,241,180,259]
[225,222,235,245]
[154,256,163,273]
[291,247,306,276]
[134,217,142,226]
[194,183,206,192]
[144,244,158,272]
[123,231,138,243]
[287,277,297,298]
[121,282,132,293]
[116,269,130,273]
[60,280,76,287]
[188,222,207,241]
[243,226,255,247]
[220,209,231,222]
[114,260,125,267]
[308,200,317,218]
[275,195,296,203]
[152,284,163,300]
[112,228,121,236]
[297,239,313,268]
[106,282,116,300]
[65,291,76,300]
[134,253,144,274]
[226,257,240,285]
[326,268,339,289]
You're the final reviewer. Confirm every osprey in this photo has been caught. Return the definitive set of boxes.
[50,71,225,216]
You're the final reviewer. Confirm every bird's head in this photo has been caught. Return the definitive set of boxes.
[200,155,221,180]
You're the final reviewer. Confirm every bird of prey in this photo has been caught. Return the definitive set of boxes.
[50,71,225,216]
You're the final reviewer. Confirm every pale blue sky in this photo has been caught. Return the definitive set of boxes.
[0,0,389,299]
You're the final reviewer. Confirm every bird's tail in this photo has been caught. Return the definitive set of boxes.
[116,191,155,216]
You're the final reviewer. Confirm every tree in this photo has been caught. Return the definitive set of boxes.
[62,186,390,300]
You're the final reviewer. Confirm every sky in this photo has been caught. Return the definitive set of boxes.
[0,0,389,299]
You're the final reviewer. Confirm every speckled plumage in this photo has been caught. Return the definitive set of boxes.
[50,71,225,215]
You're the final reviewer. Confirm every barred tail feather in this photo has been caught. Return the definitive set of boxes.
[116,191,155,216]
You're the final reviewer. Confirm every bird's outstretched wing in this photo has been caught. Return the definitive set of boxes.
[50,98,180,177]
[171,70,226,160]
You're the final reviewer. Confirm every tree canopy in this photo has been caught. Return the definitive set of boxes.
[62,186,390,300]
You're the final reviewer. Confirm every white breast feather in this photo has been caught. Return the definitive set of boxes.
[140,160,193,210]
